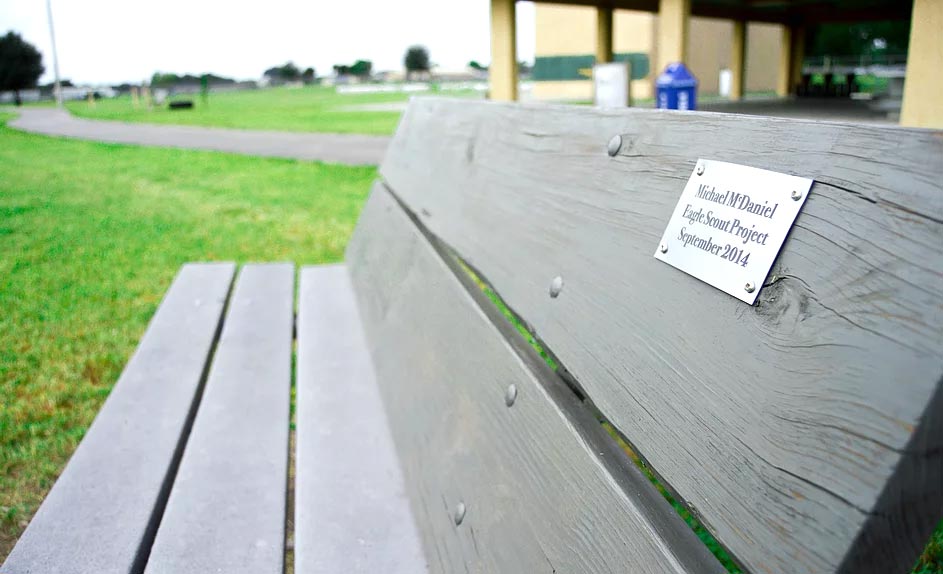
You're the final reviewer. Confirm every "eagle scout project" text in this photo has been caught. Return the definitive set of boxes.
[676,183,782,268]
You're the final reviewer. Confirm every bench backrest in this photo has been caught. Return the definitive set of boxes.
[346,99,943,574]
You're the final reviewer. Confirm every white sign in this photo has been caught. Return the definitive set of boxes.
[593,62,630,109]
[653,159,813,304]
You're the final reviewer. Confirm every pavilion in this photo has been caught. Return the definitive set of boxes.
[488,0,941,128]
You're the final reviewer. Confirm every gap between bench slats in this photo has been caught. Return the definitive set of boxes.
[345,182,726,574]
[380,98,943,574]
[1,263,236,574]
[144,263,293,574]
[295,264,427,573]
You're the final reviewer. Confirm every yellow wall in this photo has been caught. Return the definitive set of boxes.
[616,9,656,100]
[745,23,781,92]
[687,18,781,94]
[535,4,596,55]
[535,5,655,101]
[687,17,733,94]
[533,4,782,102]
[532,80,593,101]
[615,10,656,54]
[535,6,654,58]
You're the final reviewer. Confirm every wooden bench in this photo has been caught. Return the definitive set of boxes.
[3,99,941,574]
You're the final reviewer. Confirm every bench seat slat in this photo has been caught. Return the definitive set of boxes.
[143,263,293,574]
[380,99,943,574]
[1,263,236,574]
[295,264,428,573]
[345,183,725,574]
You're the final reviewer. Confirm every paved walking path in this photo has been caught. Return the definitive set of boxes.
[8,108,391,165]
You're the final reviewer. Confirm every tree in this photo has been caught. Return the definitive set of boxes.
[350,59,372,78]
[0,31,45,106]
[200,74,209,104]
[151,72,180,86]
[332,60,371,80]
[263,62,301,83]
[302,67,316,84]
[468,60,487,72]
[404,45,430,80]
[278,62,300,80]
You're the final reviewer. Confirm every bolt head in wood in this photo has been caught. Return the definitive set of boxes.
[791,189,802,201]
[696,163,705,176]
[744,282,756,293]
[505,384,518,407]
[549,276,564,298]
[607,135,622,157]
[659,243,668,254]
[453,502,466,525]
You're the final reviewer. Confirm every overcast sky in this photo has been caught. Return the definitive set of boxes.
[1,0,536,85]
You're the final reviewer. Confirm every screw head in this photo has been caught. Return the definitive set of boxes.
[696,163,705,176]
[549,276,564,298]
[453,502,466,525]
[791,189,802,201]
[505,384,518,407]
[607,135,622,157]
[744,282,756,293]
[659,242,668,254]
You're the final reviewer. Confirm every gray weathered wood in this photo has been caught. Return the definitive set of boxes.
[346,183,727,574]
[295,264,428,573]
[144,263,293,574]
[379,98,943,574]
[1,263,236,574]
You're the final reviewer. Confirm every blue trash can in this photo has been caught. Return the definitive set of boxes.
[655,63,698,111]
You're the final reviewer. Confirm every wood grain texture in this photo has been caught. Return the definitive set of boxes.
[144,263,293,574]
[346,183,727,574]
[1,263,236,574]
[295,264,428,573]
[379,98,943,574]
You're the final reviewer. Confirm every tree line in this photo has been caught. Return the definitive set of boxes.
[4,29,493,106]
[1,32,439,104]
[269,45,434,83]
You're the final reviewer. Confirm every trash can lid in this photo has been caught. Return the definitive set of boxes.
[656,62,698,88]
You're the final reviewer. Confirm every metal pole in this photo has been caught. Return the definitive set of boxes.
[46,0,63,108]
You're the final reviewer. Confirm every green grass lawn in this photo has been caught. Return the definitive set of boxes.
[65,85,478,135]
[0,111,374,560]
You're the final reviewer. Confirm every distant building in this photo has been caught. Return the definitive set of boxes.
[532,5,781,102]
[0,85,117,104]
[431,69,481,82]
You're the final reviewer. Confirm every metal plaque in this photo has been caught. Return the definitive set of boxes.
[653,159,813,305]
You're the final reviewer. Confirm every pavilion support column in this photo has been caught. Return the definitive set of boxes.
[776,26,791,96]
[490,0,518,101]
[901,0,943,128]
[777,24,804,97]
[596,6,614,64]
[730,20,747,101]
[790,26,805,94]
[656,0,690,74]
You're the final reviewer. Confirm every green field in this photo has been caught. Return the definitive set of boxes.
[66,85,478,135]
[0,112,375,560]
